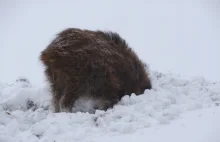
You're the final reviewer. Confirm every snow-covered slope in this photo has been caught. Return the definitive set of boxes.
[0,71,219,142]
[94,107,220,142]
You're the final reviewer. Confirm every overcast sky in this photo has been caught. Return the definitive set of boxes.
[0,0,219,86]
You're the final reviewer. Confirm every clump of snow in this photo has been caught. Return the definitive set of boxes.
[0,71,219,142]
[72,96,99,113]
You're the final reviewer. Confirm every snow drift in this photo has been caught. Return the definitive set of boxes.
[0,71,219,142]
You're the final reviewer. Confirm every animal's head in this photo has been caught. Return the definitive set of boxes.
[133,62,152,95]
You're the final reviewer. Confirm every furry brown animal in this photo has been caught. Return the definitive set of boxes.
[40,28,152,113]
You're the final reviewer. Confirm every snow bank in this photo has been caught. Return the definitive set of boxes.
[93,107,220,142]
[0,77,51,112]
[0,71,219,142]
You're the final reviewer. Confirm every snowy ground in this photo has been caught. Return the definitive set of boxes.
[94,107,220,142]
[0,71,219,142]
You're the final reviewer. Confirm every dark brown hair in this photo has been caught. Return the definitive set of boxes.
[40,28,152,113]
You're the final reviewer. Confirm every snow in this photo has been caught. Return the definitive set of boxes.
[94,107,220,142]
[0,71,219,142]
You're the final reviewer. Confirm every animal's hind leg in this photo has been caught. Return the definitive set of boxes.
[52,96,60,112]
[59,91,80,112]
[51,90,63,113]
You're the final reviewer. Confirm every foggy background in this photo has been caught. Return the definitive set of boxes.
[0,0,219,86]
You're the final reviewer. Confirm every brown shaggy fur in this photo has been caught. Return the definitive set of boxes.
[40,28,152,113]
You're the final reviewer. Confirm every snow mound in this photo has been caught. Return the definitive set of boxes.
[0,77,51,112]
[0,71,219,142]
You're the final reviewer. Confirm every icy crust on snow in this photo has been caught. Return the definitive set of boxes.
[0,72,220,142]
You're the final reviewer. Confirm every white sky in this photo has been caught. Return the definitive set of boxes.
[0,0,219,86]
